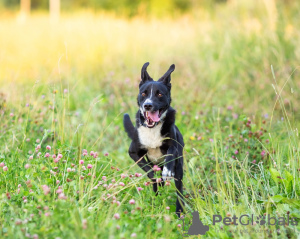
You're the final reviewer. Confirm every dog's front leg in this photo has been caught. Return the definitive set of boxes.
[162,145,177,181]
[128,142,154,180]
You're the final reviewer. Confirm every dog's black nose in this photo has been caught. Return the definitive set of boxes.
[144,103,153,111]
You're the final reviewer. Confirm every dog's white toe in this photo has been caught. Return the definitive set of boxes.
[162,167,174,181]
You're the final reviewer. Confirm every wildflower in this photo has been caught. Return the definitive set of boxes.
[10,113,14,117]
[15,219,22,225]
[82,219,87,229]
[25,164,30,169]
[112,179,116,183]
[29,156,33,160]
[261,150,266,157]
[137,187,143,192]
[129,199,135,205]
[67,168,71,172]
[56,180,60,184]
[164,215,171,222]
[119,182,125,186]
[90,151,94,156]
[79,160,84,164]
[209,138,213,143]
[165,181,170,186]
[144,182,150,186]
[131,233,137,237]
[57,154,63,159]
[54,158,59,163]
[46,145,51,150]
[42,185,50,195]
[64,89,68,94]
[45,153,50,158]
[121,173,127,179]
[153,165,161,172]
[116,225,120,230]
[234,150,238,155]
[52,154,56,159]
[166,206,170,210]
[177,224,182,228]
[156,178,162,183]
[102,176,107,181]
[58,193,67,200]
[244,138,248,142]
[3,166,8,171]
[104,152,109,156]
[36,139,40,143]
[87,164,93,169]
[114,213,120,220]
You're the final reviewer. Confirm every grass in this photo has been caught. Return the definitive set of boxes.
[1,1,300,238]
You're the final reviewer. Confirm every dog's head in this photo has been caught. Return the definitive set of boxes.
[137,62,175,128]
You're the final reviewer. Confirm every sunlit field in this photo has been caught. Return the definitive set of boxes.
[1,1,300,238]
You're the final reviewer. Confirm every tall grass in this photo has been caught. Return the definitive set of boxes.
[0,1,300,238]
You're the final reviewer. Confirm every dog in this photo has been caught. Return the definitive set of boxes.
[123,62,184,216]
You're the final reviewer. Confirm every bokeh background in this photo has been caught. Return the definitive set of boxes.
[1,0,300,151]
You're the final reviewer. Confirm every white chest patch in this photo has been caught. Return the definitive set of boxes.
[137,123,165,164]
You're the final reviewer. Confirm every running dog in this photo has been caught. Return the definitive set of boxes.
[123,62,184,216]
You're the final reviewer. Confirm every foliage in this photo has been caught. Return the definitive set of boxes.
[0,0,300,238]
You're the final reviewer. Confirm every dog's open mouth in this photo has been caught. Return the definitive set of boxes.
[144,109,165,128]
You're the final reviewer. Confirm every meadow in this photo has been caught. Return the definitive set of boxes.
[1,0,300,238]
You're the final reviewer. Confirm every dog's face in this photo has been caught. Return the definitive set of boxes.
[137,62,175,128]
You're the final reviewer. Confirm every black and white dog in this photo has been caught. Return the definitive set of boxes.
[123,62,184,216]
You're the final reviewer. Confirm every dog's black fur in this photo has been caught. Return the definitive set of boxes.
[123,62,184,216]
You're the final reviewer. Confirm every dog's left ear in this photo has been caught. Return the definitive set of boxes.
[158,64,175,89]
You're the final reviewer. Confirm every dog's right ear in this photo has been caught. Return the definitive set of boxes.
[140,62,153,86]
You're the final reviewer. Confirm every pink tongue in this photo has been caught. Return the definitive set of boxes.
[148,111,160,122]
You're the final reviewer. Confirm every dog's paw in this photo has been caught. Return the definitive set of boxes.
[147,171,155,180]
[162,165,175,181]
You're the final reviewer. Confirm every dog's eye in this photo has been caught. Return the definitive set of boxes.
[158,93,163,97]
[141,92,146,97]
